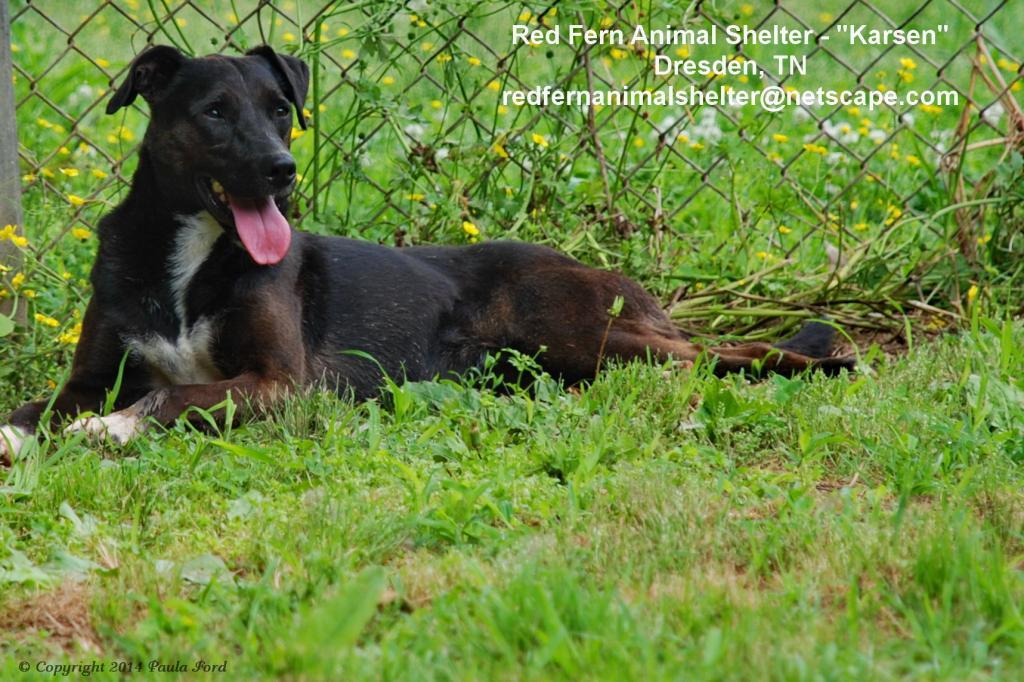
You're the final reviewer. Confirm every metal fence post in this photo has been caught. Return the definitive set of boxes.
[0,0,23,321]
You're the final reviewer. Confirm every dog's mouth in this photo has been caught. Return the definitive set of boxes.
[197,176,292,266]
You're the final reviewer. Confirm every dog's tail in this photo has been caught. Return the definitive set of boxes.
[773,320,837,358]
[771,319,854,377]
[695,319,854,378]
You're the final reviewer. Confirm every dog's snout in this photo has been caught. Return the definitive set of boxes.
[265,155,296,189]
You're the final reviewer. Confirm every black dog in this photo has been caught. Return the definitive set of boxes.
[0,45,853,460]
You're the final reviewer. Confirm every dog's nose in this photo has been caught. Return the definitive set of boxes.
[265,155,297,189]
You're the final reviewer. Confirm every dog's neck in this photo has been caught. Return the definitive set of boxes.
[121,148,205,220]
[92,150,227,293]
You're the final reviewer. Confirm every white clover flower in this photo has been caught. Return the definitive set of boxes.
[981,102,1005,126]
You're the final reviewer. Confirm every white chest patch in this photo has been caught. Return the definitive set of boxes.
[127,212,225,386]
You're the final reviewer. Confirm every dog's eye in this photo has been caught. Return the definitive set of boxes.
[204,105,224,119]
[274,104,290,117]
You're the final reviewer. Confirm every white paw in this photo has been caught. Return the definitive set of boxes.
[0,424,30,462]
[65,412,144,445]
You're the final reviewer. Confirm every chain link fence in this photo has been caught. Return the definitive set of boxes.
[3,0,1023,340]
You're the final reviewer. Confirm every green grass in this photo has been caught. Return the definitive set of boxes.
[3,1,1024,679]
[2,323,1024,679]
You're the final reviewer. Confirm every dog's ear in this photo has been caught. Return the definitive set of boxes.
[246,45,311,129]
[106,45,187,115]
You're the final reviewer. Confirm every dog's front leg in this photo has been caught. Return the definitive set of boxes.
[65,371,287,445]
[1,381,113,464]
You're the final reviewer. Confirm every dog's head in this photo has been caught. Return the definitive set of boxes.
[107,45,309,265]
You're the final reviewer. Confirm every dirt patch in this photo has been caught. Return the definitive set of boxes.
[0,580,102,654]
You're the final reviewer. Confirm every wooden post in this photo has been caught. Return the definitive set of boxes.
[0,0,23,321]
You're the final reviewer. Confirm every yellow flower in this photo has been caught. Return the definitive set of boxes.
[59,167,79,177]
[71,227,93,240]
[884,205,903,226]
[420,42,434,52]
[919,104,942,114]
[492,143,509,159]
[462,221,480,236]
[96,57,111,68]
[741,4,754,16]
[290,127,305,140]
[11,272,25,288]
[755,251,770,260]
[977,234,992,245]
[118,126,134,142]
[518,10,531,21]
[430,100,443,109]
[904,154,921,166]
[633,137,645,148]
[610,48,627,60]
[772,133,789,143]
[600,17,614,28]
[405,193,425,202]
[675,46,690,58]
[1,224,27,248]
[899,57,917,70]
[778,225,791,234]
[487,81,501,92]
[37,117,53,129]
[59,146,71,156]
[283,32,297,43]
[854,222,869,231]
[689,142,704,151]
[967,284,979,303]
[67,194,87,207]
[58,322,82,345]
[531,133,548,147]
[802,143,827,155]
[382,76,395,85]
[34,313,60,328]
[467,56,481,66]
[342,49,357,60]
[175,18,187,27]
[436,53,453,64]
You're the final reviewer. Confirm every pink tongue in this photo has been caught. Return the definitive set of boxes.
[228,196,292,265]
